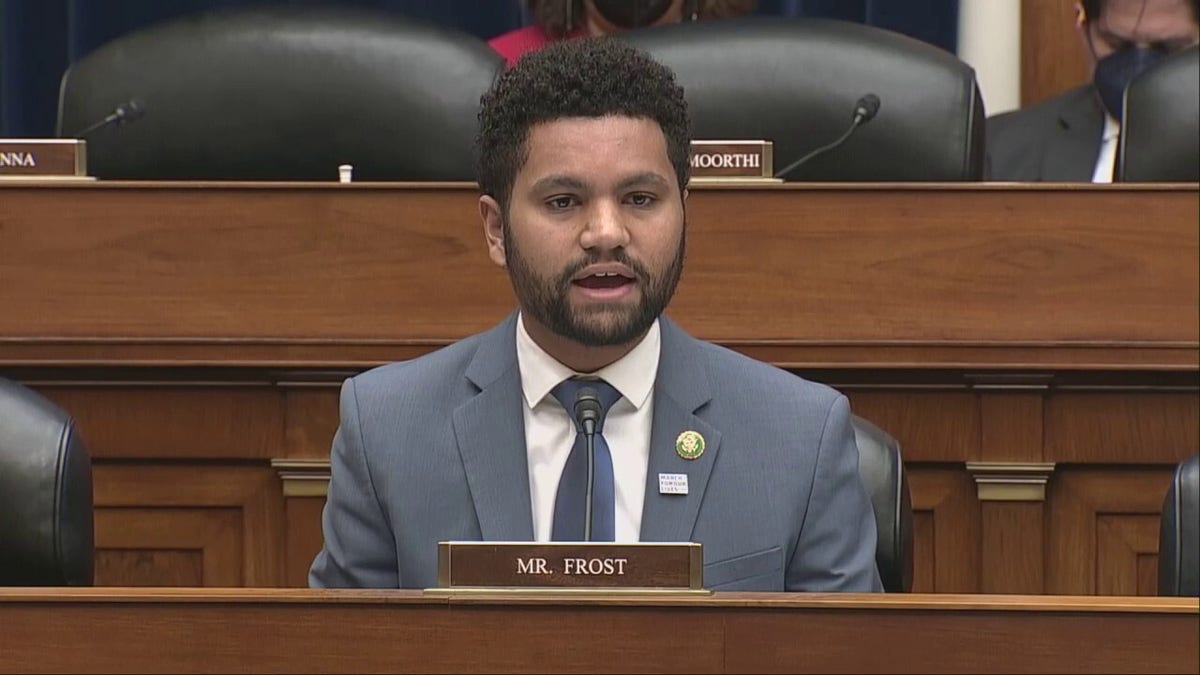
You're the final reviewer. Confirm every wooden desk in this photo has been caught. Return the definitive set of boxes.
[0,182,1197,594]
[0,589,1195,673]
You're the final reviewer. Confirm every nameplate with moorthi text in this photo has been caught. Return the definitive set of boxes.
[688,140,780,183]
[435,542,704,592]
[0,139,89,179]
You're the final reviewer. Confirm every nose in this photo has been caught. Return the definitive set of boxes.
[579,199,631,252]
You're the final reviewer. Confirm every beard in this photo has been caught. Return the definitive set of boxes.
[503,223,685,348]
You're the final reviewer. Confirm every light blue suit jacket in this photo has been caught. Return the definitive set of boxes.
[310,314,882,591]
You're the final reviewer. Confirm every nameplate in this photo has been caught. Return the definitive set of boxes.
[436,541,703,590]
[689,140,780,183]
[0,139,87,178]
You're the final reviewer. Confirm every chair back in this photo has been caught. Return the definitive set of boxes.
[0,378,94,586]
[1159,454,1199,596]
[622,17,985,181]
[57,5,505,180]
[851,414,914,592]
[1118,46,1199,182]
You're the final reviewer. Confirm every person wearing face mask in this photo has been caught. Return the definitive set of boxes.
[489,0,756,67]
[986,0,1199,182]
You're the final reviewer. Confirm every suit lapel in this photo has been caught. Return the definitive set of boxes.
[452,314,535,541]
[1042,87,1106,181]
[639,318,722,542]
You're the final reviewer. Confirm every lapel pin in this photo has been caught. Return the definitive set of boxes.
[675,430,705,460]
[658,472,689,495]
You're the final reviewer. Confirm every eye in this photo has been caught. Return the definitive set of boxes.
[546,195,577,210]
[626,193,657,207]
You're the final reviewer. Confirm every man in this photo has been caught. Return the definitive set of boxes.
[987,0,1199,182]
[310,39,882,592]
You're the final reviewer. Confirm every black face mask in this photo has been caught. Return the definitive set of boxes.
[1092,45,1168,122]
[591,0,675,28]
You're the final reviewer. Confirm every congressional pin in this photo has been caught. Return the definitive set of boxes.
[675,430,705,460]
[658,473,689,495]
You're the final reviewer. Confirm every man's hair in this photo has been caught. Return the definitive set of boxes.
[475,38,691,211]
[1082,0,1199,23]
[527,0,757,38]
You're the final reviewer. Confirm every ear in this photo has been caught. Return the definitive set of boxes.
[480,194,508,268]
[1074,2,1096,68]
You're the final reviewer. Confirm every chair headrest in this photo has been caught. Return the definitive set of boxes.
[57,5,505,181]
[621,17,985,181]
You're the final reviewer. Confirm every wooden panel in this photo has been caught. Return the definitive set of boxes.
[980,393,1043,462]
[907,467,981,593]
[0,590,1195,674]
[284,387,341,459]
[94,550,204,587]
[1021,0,1091,107]
[1096,514,1162,596]
[844,391,979,462]
[1046,469,1175,595]
[34,386,283,459]
[93,463,287,587]
[94,508,243,586]
[285,497,327,587]
[982,502,1045,593]
[1046,392,1200,463]
[0,184,1195,369]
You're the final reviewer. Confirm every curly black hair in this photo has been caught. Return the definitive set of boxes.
[475,38,691,211]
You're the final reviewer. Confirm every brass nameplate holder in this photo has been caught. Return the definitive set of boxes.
[0,139,91,180]
[689,140,781,185]
[430,541,707,596]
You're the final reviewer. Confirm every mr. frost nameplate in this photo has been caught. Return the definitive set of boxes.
[436,542,703,591]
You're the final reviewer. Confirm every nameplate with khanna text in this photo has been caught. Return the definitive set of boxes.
[689,140,779,183]
[436,541,703,590]
[0,139,87,178]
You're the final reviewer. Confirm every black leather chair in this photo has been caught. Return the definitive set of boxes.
[851,414,913,592]
[1117,46,1200,182]
[1159,454,1199,596]
[0,378,94,585]
[56,5,505,181]
[622,17,985,181]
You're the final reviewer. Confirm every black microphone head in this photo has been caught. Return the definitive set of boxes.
[574,387,602,426]
[115,99,146,124]
[854,94,881,124]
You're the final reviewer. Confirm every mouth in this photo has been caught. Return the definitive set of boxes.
[571,268,638,302]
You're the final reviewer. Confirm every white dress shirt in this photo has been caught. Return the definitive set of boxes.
[515,313,659,542]
[1091,114,1120,183]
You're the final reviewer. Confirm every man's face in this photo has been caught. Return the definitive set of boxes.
[1085,0,1199,64]
[484,115,685,348]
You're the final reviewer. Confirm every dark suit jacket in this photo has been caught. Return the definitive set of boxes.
[985,85,1106,182]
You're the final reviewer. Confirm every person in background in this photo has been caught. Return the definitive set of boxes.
[986,0,1199,182]
[489,0,756,67]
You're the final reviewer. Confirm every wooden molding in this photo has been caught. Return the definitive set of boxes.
[967,462,1057,501]
[271,459,331,498]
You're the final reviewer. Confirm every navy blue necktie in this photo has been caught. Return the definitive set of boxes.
[550,378,622,541]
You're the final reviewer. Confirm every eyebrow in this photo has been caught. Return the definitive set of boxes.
[1097,24,1197,45]
[615,172,671,192]
[529,172,672,194]
[529,175,587,194]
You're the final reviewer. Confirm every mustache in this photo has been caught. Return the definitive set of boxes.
[557,250,651,286]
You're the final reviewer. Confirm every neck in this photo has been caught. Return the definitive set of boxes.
[522,314,647,373]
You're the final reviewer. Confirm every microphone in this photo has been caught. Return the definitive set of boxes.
[774,93,881,180]
[71,99,146,138]
[573,387,602,542]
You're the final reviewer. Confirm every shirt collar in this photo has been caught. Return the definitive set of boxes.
[515,313,661,412]
[1102,113,1120,142]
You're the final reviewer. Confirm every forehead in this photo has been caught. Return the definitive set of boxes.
[516,115,676,186]
[1100,0,1199,34]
